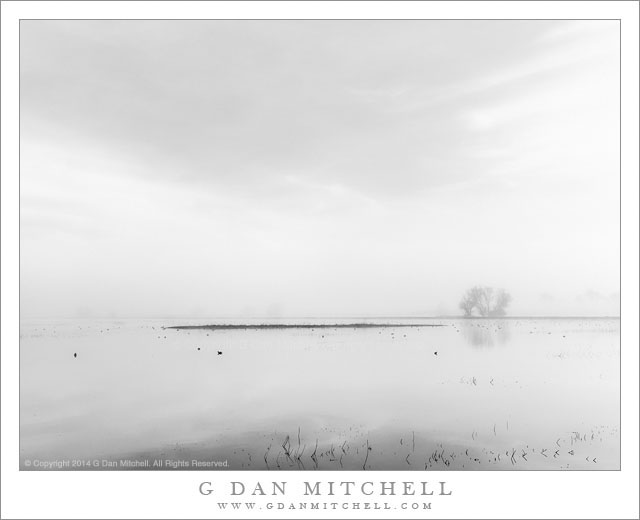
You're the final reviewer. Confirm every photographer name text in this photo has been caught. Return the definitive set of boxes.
[199,480,452,497]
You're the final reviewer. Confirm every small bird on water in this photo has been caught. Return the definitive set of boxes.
[434,351,438,356]
[217,350,223,355]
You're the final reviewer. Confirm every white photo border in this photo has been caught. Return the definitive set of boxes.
[1,2,638,519]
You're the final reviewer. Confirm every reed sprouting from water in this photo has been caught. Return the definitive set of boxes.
[242,425,613,471]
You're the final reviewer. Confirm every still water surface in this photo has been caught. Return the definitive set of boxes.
[20,317,619,470]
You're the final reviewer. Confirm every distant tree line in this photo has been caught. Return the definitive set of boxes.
[459,286,511,317]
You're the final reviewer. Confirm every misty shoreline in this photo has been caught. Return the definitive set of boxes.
[168,323,446,331]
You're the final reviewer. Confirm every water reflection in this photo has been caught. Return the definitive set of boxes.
[19,317,620,470]
[459,319,511,347]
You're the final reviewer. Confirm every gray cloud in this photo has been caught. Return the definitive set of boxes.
[22,20,610,197]
[20,20,620,318]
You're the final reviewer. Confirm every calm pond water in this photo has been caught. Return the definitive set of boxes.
[20,317,619,470]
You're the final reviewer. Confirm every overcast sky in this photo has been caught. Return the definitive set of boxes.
[20,20,620,318]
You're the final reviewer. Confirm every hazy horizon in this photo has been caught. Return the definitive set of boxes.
[20,313,621,321]
[20,20,620,319]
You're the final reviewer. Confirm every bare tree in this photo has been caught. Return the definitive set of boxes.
[459,286,511,317]
[459,295,476,317]
[459,287,481,316]
[476,286,494,316]
[490,290,512,317]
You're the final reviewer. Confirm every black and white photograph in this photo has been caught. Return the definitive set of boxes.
[2,1,639,519]
[18,17,622,472]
